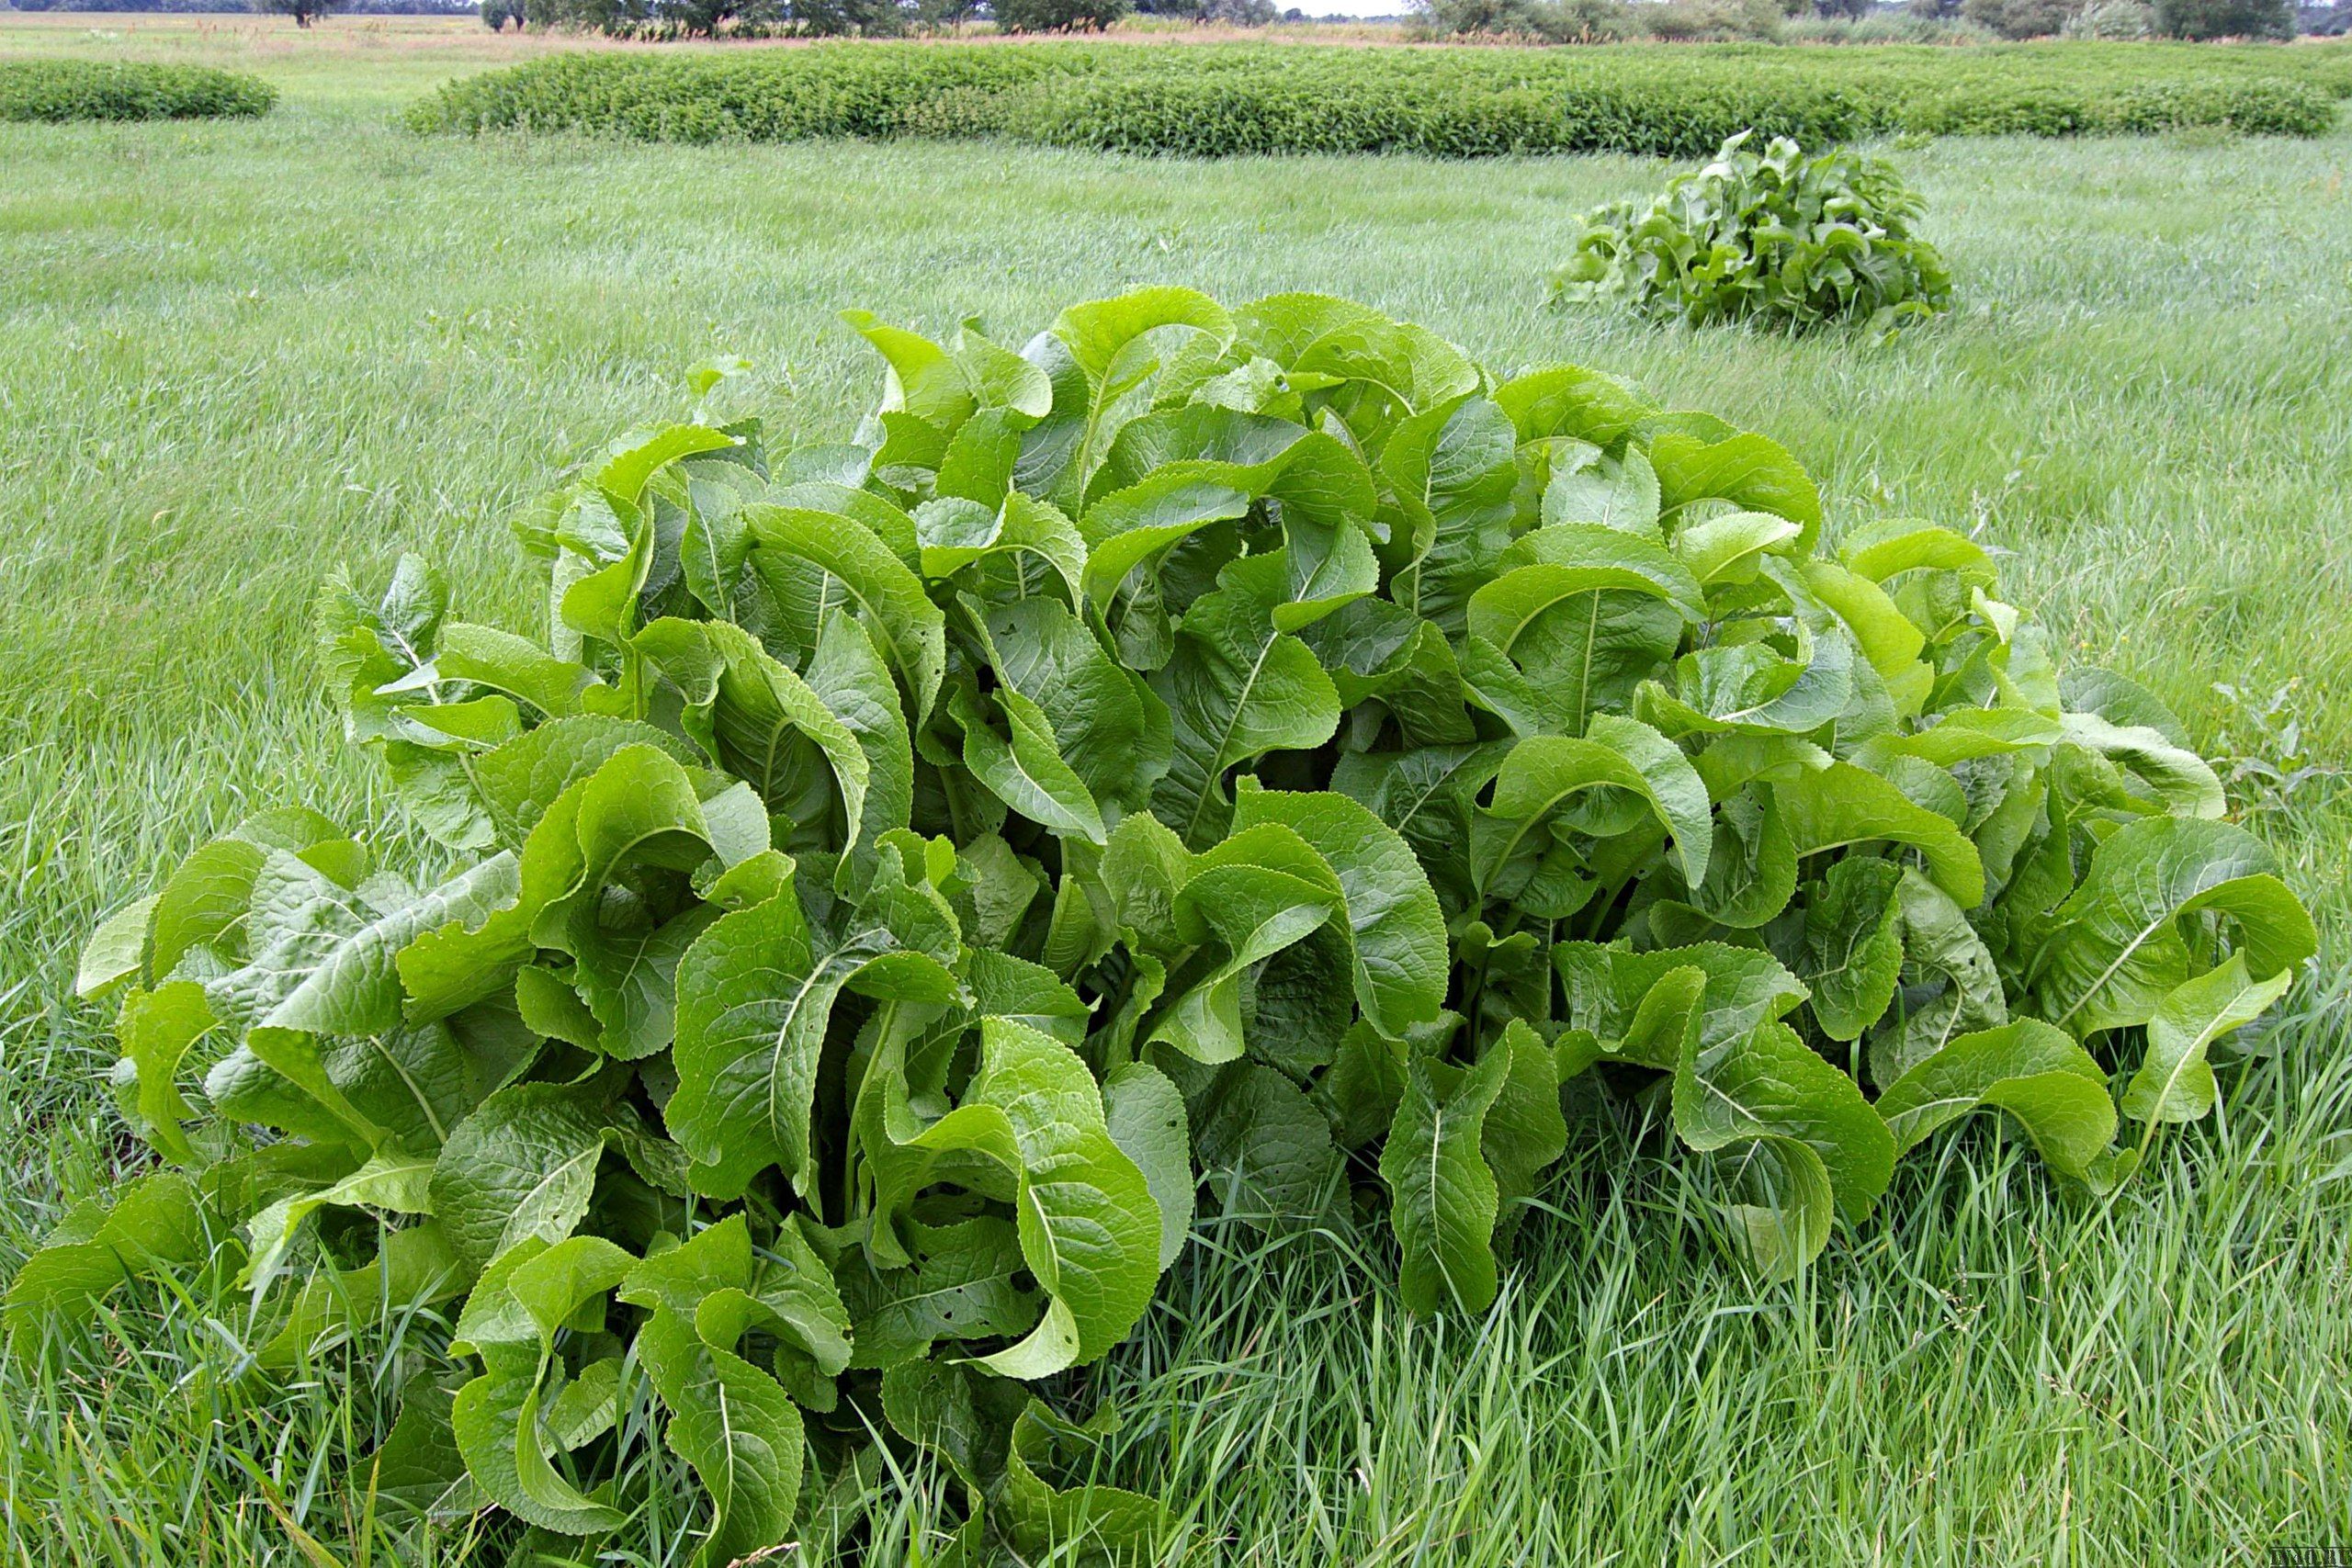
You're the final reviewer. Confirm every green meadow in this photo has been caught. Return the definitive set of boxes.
[1,17,2346,1563]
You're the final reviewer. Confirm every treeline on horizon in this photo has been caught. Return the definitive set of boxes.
[5,0,480,13]
[6,0,2345,39]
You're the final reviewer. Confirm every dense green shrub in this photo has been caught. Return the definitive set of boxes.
[1409,0,1584,39]
[995,0,1131,31]
[2158,0,2295,36]
[1553,132,1953,331]
[1781,11,1999,38]
[405,41,2349,154]
[1961,0,2074,37]
[2063,0,2156,37]
[260,0,341,27]
[0,60,275,122]
[19,288,2315,1561]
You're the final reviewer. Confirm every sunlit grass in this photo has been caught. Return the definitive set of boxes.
[0,29,2346,1565]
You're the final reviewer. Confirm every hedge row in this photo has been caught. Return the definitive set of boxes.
[406,41,2352,154]
[0,60,277,124]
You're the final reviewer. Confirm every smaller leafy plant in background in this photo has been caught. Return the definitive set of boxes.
[0,60,276,123]
[1552,130,1953,333]
[2211,680,2342,823]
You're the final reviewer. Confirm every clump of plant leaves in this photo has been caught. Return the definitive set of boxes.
[27,288,2313,1562]
[1552,130,1954,333]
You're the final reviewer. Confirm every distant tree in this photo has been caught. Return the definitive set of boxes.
[1135,0,1277,18]
[481,0,525,27]
[991,0,1127,28]
[258,0,339,25]
[528,0,619,27]
[1408,0,1557,33]
[1814,0,1869,18]
[1960,0,2068,34]
[2155,0,2291,32]
[916,0,982,25]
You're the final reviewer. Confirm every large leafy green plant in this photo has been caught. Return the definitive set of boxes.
[26,288,2313,1561]
[1552,131,1954,333]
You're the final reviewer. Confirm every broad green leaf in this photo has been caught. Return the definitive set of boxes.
[1771,761,1985,908]
[1640,629,1856,740]
[243,1150,435,1296]
[1479,1020,1566,1247]
[743,504,946,723]
[837,1217,1042,1371]
[1102,1062,1193,1271]
[668,849,962,1200]
[618,1216,819,1551]
[1874,1020,2114,1177]
[208,851,520,1037]
[973,593,1170,817]
[1870,868,2007,1088]
[2030,817,2313,1039]
[1193,1059,1338,1226]
[1794,858,1904,1043]
[1839,519,1993,584]
[885,1018,1159,1378]
[373,1381,484,1520]
[401,742,755,1024]
[637,1306,803,1566]
[569,906,719,1061]
[2121,953,2294,1132]
[1001,1398,1171,1559]
[1297,596,1476,747]
[3,1173,214,1331]
[1380,1046,1509,1314]
[469,715,701,850]
[1080,411,1373,610]
[448,1241,635,1532]
[114,980,214,1165]
[1150,553,1342,847]
[1673,1020,1894,1226]
[1677,790,1797,931]
[1711,1135,1835,1283]
[841,310,975,428]
[951,682,1106,845]
[1149,827,1340,1064]
[1556,942,1808,1067]
[254,1221,467,1373]
[592,423,739,507]
[1541,444,1662,533]
[76,896,155,998]
[428,1080,613,1272]
[1650,428,1822,551]
[1329,740,1510,917]
[805,610,916,879]
[1229,783,1448,1039]
[1676,510,1802,587]
[1056,286,1233,391]
[2060,709,2225,819]
[1472,716,1711,909]
[435,623,597,719]
[634,616,870,840]
[1380,396,1520,636]
[137,808,351,982]
[1492,362,1657,451]
[880,1359,1023,1502]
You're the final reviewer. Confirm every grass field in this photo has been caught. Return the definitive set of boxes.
[2,16,2348,1565]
